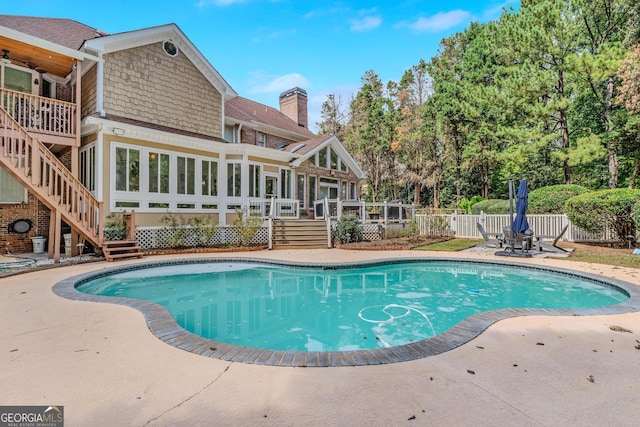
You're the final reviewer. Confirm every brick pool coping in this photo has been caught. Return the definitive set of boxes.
[52,257,640,367]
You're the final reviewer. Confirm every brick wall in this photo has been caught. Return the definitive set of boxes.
[0,194,50,253]
[103,43,223,137]
[240,127,299,149]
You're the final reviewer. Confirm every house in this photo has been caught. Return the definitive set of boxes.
[0,16,365,260]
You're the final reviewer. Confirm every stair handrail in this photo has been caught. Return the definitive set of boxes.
[268,196,275,249]
[0,107,103,247]
[324,197,332,248]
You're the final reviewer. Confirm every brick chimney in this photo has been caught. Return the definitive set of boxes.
[279,87,308,129]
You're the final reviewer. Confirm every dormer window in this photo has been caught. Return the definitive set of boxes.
[257,132,266,147]
[163,41,178,57]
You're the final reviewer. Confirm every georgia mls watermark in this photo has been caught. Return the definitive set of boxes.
[0,406,63,427]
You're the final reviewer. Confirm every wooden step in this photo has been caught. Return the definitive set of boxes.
[102,240,144,262]
[271,220,329,249]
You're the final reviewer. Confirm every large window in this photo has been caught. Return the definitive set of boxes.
[309,176,317,206]
[177,156,196,195]
[202,160,218,196]
[149,152,170,194]
[297,174,305,208]
[249,164,261,197]
[330,149,338,170]
[79,144,96,192]
[115,147,139,192]
[111,143,219,211]
[0,168,26,204]
[318,147,327,169]
[4,66,33,93]
[280,169,291,198]
[224,125,235,143]
[227,163,242,197]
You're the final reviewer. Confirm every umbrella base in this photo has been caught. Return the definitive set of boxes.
[494,249,532,258]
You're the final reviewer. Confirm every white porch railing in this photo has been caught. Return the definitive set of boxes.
[0,88,77,140]
[249,197,299,219]
[417,211,622,243]
[314,199,416,223]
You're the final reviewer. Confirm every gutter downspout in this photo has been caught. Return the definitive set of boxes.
[96,52,106,116]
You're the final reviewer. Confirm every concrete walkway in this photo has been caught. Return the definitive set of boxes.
[1,249,639,426]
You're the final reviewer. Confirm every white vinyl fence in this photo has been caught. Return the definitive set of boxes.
[416,212,620,243]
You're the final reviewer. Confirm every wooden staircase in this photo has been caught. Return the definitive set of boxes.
[271,219,330,249]
[102,240,144,261]
[0,106,105,260]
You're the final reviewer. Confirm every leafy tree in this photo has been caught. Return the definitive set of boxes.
[316,93,347,139]
[345,70,398,202]
[616,44,640,187]
[570,0,631,188]
[391,59,433,205]
[496,0,580,183]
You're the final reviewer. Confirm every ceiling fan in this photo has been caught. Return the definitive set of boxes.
[2,49,47,74]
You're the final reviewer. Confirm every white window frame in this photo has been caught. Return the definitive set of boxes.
[227,162,242,198]
[110,142,220,212]
[249,164,261,198]
[297,173,306,208]
[0,167,27,204]
[257,132,266,147]
[79,143,96,193]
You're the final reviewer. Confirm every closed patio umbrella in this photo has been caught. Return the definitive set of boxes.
[512,179,529,233]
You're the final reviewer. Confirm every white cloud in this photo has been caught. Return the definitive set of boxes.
[248,72,310,94]
[196,0,248,7]
[482,1,518,20]
[349,16,382,32]
[400,10,472,33]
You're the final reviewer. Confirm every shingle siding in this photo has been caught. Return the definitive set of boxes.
[103,43,222,138]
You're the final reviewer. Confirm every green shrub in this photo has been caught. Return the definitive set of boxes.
[104,212,127,240]
[565,188,640,243]
[459,196,484,214]
[232,209,264,246]
[470,199,510,214]
[336,215,363,244]
[528,184,590,214]
[160,214,219,247]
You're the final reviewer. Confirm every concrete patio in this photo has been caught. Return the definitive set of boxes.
[1,249,639,426]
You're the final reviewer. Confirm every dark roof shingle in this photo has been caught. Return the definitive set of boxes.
[0,15,106,49]
[226,96,316,139]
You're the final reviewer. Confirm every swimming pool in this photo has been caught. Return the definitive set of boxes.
[54,258,639,367]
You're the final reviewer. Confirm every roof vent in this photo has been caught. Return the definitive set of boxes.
[290,143,306,153]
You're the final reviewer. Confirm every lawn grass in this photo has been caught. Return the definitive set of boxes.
[413,238,481,252]
[415,238,640,268]
[560,244,640,269]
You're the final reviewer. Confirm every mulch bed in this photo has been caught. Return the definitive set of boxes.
[143,245,268,256]
[335,236,451,251]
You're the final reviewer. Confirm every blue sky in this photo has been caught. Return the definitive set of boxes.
[3,1,518,131]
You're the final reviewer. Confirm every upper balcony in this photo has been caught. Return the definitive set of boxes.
[1,88,77,147]
[0,28,91,152]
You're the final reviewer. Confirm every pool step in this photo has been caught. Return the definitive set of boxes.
[271,220,329,249]
[102,240,144,262]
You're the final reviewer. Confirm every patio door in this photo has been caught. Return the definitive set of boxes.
[319,178,339,200]
[264,174,279,216]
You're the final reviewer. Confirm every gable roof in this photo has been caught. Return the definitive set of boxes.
[82,24,236,99]
[226,96,316,140]
[0,15,105,50]
[288,134,366,179]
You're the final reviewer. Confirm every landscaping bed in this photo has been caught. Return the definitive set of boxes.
[336,236,451,250]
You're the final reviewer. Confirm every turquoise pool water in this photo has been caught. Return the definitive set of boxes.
[77,261,629,352]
